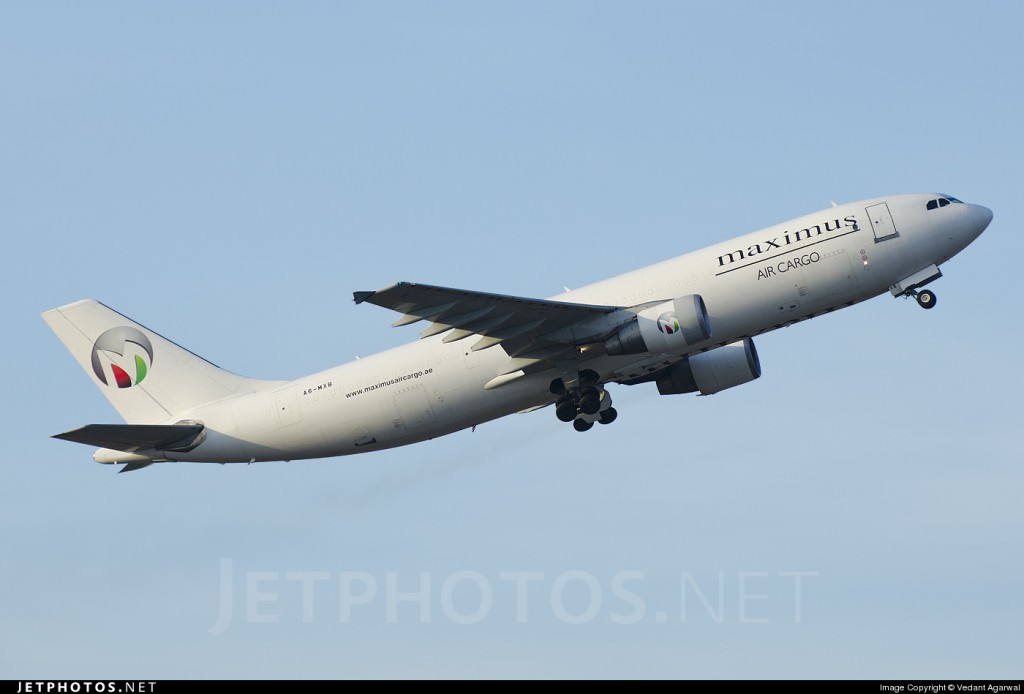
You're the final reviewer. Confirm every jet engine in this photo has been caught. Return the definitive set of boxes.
[604,294,711,356]
[656,338,761,395]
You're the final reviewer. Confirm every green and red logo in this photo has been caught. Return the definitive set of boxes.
[90,326,154,388]
[656,312,681,335]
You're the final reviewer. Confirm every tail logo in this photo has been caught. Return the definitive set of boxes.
[656,312,681,335]
[91,327,154,388]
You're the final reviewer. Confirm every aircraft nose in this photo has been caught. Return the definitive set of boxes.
[974,204,993,230]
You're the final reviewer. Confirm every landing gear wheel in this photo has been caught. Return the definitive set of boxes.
[555,398,578,422]
[578,386,601,415]
[916,289,936,309]
[573,418,594,432]
[598,407,618,425]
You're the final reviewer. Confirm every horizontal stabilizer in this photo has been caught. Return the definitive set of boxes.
[53,423,205,453]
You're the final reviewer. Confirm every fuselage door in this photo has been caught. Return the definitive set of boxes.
[274,387,302,427]
[394,384,436,429]
[866,202,899,242]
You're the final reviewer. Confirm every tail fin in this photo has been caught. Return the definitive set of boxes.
[43,300,260,423]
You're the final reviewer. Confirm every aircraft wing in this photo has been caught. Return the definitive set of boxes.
[354,282,631,378]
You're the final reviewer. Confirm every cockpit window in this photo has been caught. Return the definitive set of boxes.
[926,195,964,210]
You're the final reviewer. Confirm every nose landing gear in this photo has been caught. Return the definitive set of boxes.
[900,287,937,309]
[890,265,942,310]
[913,289,937,309]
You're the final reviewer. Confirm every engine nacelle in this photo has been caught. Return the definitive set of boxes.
[656,338,761,395]
[604,294,711,356]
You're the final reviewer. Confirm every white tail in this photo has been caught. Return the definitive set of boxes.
[43,300,268,423]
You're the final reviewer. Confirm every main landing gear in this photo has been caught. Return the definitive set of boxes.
[551,371,617,432]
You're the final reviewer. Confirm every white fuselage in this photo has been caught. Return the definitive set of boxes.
[169,194,990,463]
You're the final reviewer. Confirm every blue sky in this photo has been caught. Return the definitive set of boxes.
[2,0,1022,679]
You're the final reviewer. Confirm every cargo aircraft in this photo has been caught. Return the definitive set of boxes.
[44,193,992,471]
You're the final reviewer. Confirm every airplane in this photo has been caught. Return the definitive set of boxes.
[44,193,992,472]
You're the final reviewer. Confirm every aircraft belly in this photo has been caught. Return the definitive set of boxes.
[236,339,539,457]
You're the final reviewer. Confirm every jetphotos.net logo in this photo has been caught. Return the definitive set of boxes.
[90,327,154,389]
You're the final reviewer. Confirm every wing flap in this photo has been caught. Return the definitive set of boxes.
[468,321,547,352]
[418,306,496,337]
